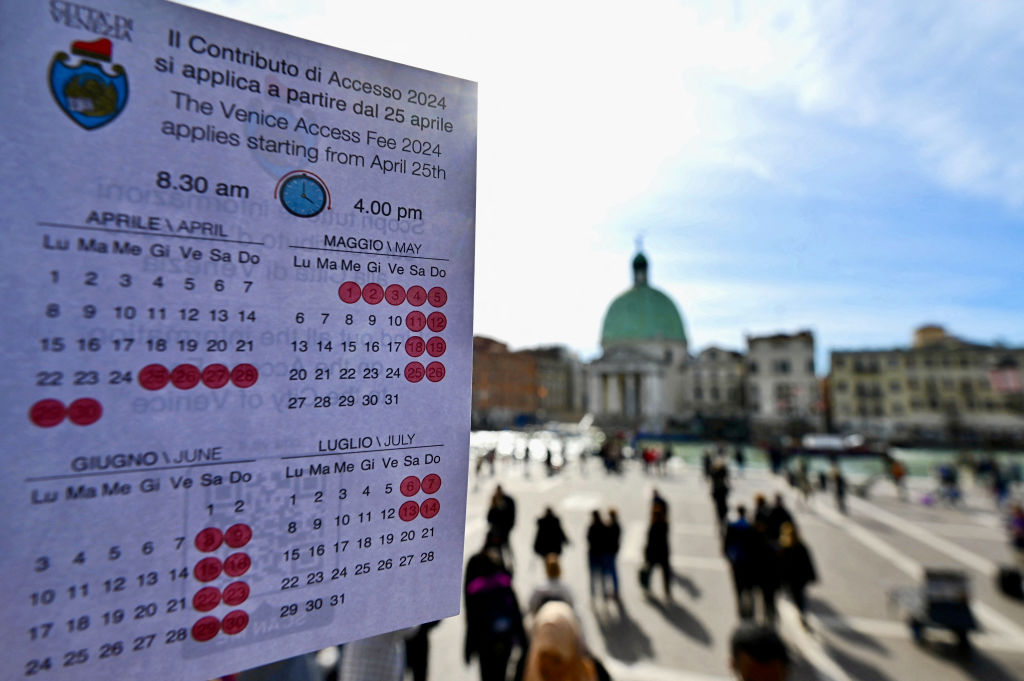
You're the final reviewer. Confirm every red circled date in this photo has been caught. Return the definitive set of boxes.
[426,312,447,333]
[406,311,426,332]
[224,552,252,577]
[29,399,65,428]
[192,616,220,642]
[224,523,253,548]
[362,282,384,304]
[195,527,223,552]
[399,501,420,521]
[68,398,102,425]
[426,337,446,357]
[421,474,442,495]
[427,287,448,307]
[138,364,170,391]
[404,362,425,383]
[222,581,251,607]
[406,285,427,306]
[426,362,446,383]
[405,336,426,357]
[420,498,441,519]
[192,586,221,613]
[221,610,250,635]
[338,281,362,304]
[385,284,406,305]
[400,476,421,496]
[170,364,201,390]
[231,364,259,388]
[202,364,231,389]
[194,557,223,583]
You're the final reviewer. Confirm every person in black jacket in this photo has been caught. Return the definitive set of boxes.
[464,530,526,681]
[534,507,569,559]
[644,498,672,600]
[778,522,817,628]
[603,508,621,600]
[586,510,608,599]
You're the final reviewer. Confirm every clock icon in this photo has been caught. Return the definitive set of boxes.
[278,172,328,218]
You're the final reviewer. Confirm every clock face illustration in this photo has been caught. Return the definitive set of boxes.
[279,173,327,218]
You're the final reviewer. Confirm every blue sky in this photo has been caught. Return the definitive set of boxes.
[181,0,1024,369]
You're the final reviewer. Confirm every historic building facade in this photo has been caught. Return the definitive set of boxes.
[586,251,692,430]
[746,330,821,435]
[830,325,1024,445]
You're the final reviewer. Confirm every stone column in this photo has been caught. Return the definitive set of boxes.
[624,374,637,418]
[606,374,621,415]
[587,370,602,415]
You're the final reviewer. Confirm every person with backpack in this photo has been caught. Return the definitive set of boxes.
[724,505,758,619]
[464,530,527,681]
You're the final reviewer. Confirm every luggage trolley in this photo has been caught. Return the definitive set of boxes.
[888,569,977,654]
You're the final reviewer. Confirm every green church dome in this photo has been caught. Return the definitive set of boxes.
[600,251,686,346]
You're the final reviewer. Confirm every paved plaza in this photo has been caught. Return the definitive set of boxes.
[427,456,1024,681]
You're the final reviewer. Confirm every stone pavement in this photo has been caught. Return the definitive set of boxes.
[425,457,1024,681]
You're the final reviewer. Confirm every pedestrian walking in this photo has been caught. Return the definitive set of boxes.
[534,507,570,559]
[404,620,439,681]
[724,505,757,619]
[830,465,847,514]
[734,444,746,477]
[514,601,612,681]
[528,553,575,617]
[702,449,714,481]
[778,522,817,628]
[753,494,771,529]
[643,496,672,600]
[794,459,813,504]
[889,457,908,501]
[586,510,609,599]
[464,530,526,681]
[487,485,517,567]
[603,508,621,600]
[729,623,790,681]
[711,460,731,533]
[766,494,794,542]
[751,515,780,624]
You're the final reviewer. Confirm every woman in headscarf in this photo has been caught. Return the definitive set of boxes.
[515,601,611,681]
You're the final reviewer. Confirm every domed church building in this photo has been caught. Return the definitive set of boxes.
[587,250,693,430]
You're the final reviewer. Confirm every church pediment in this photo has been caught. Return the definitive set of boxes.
[591,345,667,367]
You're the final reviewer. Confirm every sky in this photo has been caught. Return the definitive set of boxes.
[179,0,1024,369]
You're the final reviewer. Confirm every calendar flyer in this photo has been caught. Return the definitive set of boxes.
[0,2,476,679]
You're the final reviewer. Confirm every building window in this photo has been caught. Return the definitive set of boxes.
[834,357,846,368]
[908,378,919,389]
[748,361,758,374]
[892,404,904,415]
[774,360,791,374]
[807,360,815,374]
[888,355,898,368]
[906,357,916,369]
[710,387,720,401]
[889,381,901,392]
[694,387,703,400]
[837,381,848,392]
